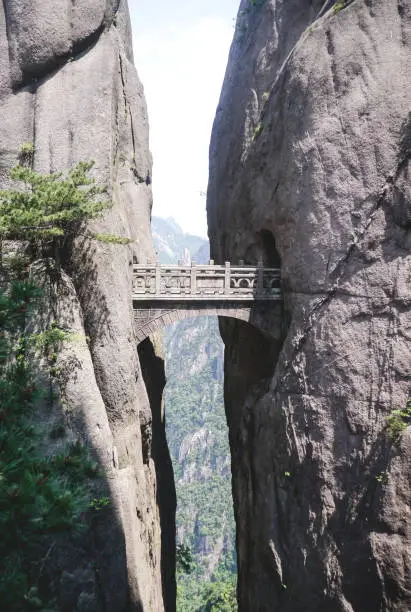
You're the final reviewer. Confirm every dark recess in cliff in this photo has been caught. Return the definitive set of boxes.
[138,337,177,612]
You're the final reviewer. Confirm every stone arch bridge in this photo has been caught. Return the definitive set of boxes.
[132,261,282,344]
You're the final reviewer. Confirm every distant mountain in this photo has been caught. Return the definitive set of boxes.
[192,242,210,265]
[152,217,207,264]
[151,217,237,610]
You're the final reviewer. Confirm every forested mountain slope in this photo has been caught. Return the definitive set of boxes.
[152,217,237,610]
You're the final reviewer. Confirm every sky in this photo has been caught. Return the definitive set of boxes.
[129,0,240,237]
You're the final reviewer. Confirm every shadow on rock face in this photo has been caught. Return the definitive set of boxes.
[138,336,177,612]
[390,113,411,231]
[245,228,282,267]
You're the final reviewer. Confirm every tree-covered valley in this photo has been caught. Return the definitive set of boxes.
[152,217,237,611]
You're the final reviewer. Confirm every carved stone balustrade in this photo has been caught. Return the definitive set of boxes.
[132,262,281,302]
[131,262,282,344]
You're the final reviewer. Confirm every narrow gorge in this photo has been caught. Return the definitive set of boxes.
[0,0,410,611]
[208,0,411,610]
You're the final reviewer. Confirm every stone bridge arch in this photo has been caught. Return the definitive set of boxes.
[133,301,283,344]
[132,262,283,344]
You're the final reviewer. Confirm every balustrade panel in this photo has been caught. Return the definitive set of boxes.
[132,264,281,300]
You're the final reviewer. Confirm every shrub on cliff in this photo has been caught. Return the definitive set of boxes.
[0,158,124,609]
[386,399,411,441]
[0,160,131,248]
[0,279,97,609]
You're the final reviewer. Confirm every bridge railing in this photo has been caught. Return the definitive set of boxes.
[132,262,281,301]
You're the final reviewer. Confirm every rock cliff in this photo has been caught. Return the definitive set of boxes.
[208,0,411,610]
[0,1,174,610]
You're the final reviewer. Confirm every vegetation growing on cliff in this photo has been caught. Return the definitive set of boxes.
[0,283,99,610]
[332,0,346,14]
[0,161,130,246]
[386,399,411,441]
[0,159,119,609]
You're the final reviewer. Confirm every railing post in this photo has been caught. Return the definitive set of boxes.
[257,258,264,296]
[191,260,196,294]
[155,264,161,296]
[224,261,231,294]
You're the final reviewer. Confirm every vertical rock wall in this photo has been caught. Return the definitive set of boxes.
[0,1,174,610]
[208,0,411,610]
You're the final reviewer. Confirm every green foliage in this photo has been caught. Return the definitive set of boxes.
[19,143,35,166]
[252,122,264,142]
[0,281,94,610]
[332,0,346,14]
[164,317,237,611]
[176,543,194,574]
[0,157,118,608]
[19,143,35,156]
[177,568,237,612]
[155,221,237,611]
[386,399,411,441]
[91,233,132,245]
[29,325,82,350]
[0,280,42,363]
[199,577,237,611]
[0,157,133,257]
[51,440,101,479]
[89,496,110,511]
[0,161,108,242]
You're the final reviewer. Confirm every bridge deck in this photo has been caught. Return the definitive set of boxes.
[132,263,281,302]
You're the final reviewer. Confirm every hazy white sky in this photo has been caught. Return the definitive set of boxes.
[129,0,239,237]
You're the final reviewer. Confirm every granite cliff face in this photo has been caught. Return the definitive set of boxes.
[0,1,174,610]
[208,0,411,610]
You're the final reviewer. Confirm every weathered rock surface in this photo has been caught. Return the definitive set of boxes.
[208,0,411,610]
[0,1,174,610]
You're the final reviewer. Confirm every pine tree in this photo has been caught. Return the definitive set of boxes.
[0,156,120,609]
[0,160,131,247]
